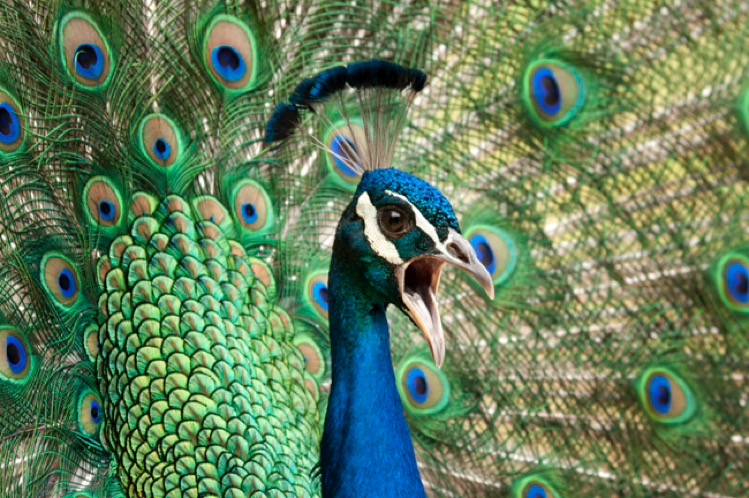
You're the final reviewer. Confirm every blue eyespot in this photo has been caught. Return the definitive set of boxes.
[203,16,257,91]
[233,180,274,233]
[74,44,105,80]
[85,177,122,228]
[524,60,584,127]
[241,203,258,224]
[407,367,429,405]
[153,138,171,162]
[725,260,749,305]
[98,200,116,222]
[324,123,366,189]
[59,13,112,89]
[78,390,103,436]
[42,254,80,307]
[305,272,330,320]
[139,115,182,168]
[518,480,557,498]
[397,358,450,415]
[1,328,32,382]
[648,375,671,415]
[531,67,561,117]
[526,485,547,498]
[90,400,102,424]
[466,226,517,286]
[0,103,21,145]
[638,368,696,424]
[211,46,247,83]
[312,281,330,313]
[470,234,497,274]
[5,335,28,375]
[331,136,360,177]
[58,268,77,299]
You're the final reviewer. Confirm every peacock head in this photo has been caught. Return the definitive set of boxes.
[265,60,495,366]
[334,168,494,366]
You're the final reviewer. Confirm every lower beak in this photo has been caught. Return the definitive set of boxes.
[395,228,494,368]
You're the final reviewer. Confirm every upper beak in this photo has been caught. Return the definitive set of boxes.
[395,228,495,368]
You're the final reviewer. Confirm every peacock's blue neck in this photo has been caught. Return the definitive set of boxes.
[321,255,426,498]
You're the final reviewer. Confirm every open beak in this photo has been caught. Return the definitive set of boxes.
[395,228,495,368]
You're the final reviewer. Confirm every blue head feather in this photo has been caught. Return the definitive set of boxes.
[356,168,459,239]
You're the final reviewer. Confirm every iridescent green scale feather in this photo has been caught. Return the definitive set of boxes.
[95,193,318,497]
[1,0,749,497]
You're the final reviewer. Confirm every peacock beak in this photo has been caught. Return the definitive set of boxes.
[396,228,495,368]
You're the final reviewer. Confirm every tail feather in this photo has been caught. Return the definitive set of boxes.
[1,0,749,496]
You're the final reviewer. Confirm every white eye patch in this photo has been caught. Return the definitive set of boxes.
[356,192,403,265]
[355,191,445,265]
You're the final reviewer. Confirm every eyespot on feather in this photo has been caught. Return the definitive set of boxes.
[637,368,696,424]
[84,177,123,227]
[715,254,749,313]
[304,271,330,320]
[521,481,557,498]
[41,253,81,307]
[324,121,366,186]
[523,60,584,127]
[396,357,450,415]
[77,388,103,436]
[84,324,100,361]
[0,327,32,383]
[203,15,258,91]
[58,12,113,89]
[232,180,274,232]
[293,333,326,381]
[524,483,551,498]
[512,475,562,498]
[304,271,330,321]
[138,114,183,168]
[0,90,24,153]
[465,225,518,286]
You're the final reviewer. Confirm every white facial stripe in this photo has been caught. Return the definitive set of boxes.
[356,192,404,265]
[384,190,446,252]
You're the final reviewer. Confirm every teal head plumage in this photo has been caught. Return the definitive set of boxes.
[1,1,749,497]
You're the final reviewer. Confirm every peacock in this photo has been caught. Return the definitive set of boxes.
[0,0,748,497]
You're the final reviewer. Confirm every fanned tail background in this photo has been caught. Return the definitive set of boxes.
[0,0,747,497]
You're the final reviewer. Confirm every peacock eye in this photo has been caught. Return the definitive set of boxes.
[1,327,33,383]
[77,389,103,437]
[203,15,258,92]
[396,356,450,415]
[74,44,105,80]
[0,89,25,154]
[637,367,696,424]
[59,12,113,90]
[377,206,414,239]
[84,177,122,228]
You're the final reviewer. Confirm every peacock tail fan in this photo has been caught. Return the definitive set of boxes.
[0,0,322,496]
[1,0,748,497]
